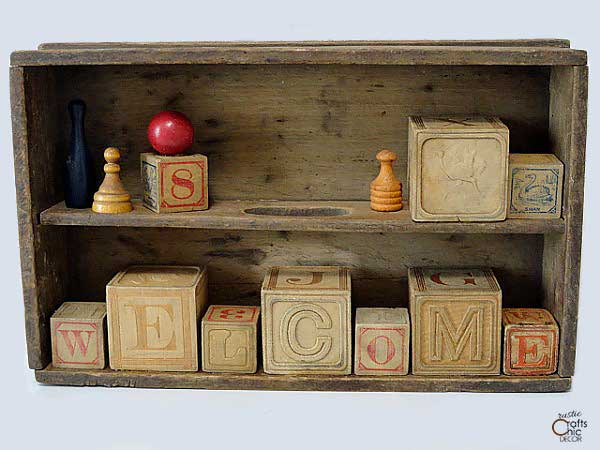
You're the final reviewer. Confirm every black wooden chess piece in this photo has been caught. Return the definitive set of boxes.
[64,99,94,208]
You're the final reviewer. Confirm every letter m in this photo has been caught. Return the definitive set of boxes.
[430,305,483,361]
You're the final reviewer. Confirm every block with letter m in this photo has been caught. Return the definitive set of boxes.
[409,268,502,375]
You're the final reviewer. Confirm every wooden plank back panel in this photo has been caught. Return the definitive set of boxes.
[67,227,543,312]
[53,64,550,201]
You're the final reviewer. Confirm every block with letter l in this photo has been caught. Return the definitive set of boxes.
[107,265,207,371]
[202,305,260,373]
[51,302,107,369]
[141,153,208,213]
[503,308,559,375]
[261,266,351,375]
[409,268,502,375]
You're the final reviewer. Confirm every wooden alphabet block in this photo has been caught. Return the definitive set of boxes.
[201,305,260,373]
[408,117,509,222]
[107,265,207,371]
[508,154,564,219]
[503,308,559,375]
[409,268,502,375]
[141,153,208,213]
[51,302,107,369]
[261,266,351,374]
[354,308,409,376]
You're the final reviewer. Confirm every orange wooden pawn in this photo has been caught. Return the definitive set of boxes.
[370,150,403,212]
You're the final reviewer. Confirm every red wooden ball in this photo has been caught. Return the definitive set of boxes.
[147,111,194,155]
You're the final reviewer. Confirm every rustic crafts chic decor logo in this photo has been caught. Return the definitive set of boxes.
[552,410,588,443]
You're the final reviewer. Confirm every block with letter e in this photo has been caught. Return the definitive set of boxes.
[503,308,558,375]
[51,302,107,369]
[202,305,260,373]
[409,268,502,375]
[261,266,351,375]
[107,265,207,371]
[354,308,409,376]
[141,153,208,213]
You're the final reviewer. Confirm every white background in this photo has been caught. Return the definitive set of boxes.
[1,1,598,449]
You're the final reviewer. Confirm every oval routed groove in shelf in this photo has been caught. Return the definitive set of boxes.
[243,206,349,217]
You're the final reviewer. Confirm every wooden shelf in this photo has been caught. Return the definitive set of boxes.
[40,200,565,234]
[35,365,570,392]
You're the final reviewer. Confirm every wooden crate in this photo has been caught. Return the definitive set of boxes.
[10,40,587,392]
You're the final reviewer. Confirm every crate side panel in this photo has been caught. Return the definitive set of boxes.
[545,66,588,376]
[12,67,69,368]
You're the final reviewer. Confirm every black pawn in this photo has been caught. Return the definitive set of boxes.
[64,99,94,208]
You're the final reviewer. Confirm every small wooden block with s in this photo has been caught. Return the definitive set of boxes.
[408,117,509,222]
[107,266,207,371]
[503,308,559,375]
[508,154,564,219]
[261,266,352,374]
[354,308,410,376]
[409,268,502,375]
[141,153,208,213]
[202,305,260,373]
[51,302,107,369]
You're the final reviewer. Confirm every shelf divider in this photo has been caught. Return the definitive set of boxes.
[40,200,566,234]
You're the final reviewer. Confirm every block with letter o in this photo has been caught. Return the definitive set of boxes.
[355,308,409,375]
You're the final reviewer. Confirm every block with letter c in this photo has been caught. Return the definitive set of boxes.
[261,266,351,374]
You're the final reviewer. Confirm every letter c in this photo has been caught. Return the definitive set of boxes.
[552,419,569,436]
[280,304,333,362]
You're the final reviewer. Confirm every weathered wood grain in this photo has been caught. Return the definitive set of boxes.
[35,365,572,392]
[11,46,587,67]
[544,66,588,376]
[64,227,544,309]
[50,64,550,201]
[37,39,572,50]
[11,67,68,369]
[40,200,566,234]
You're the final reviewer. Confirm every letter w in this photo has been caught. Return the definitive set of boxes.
[58,330,93,357]
[430,306,483,361]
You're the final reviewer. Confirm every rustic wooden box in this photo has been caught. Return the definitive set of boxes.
[10,40,587,392]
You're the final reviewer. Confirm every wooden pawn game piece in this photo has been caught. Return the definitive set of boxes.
[92,147,133,214]
[370,150,403,212]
